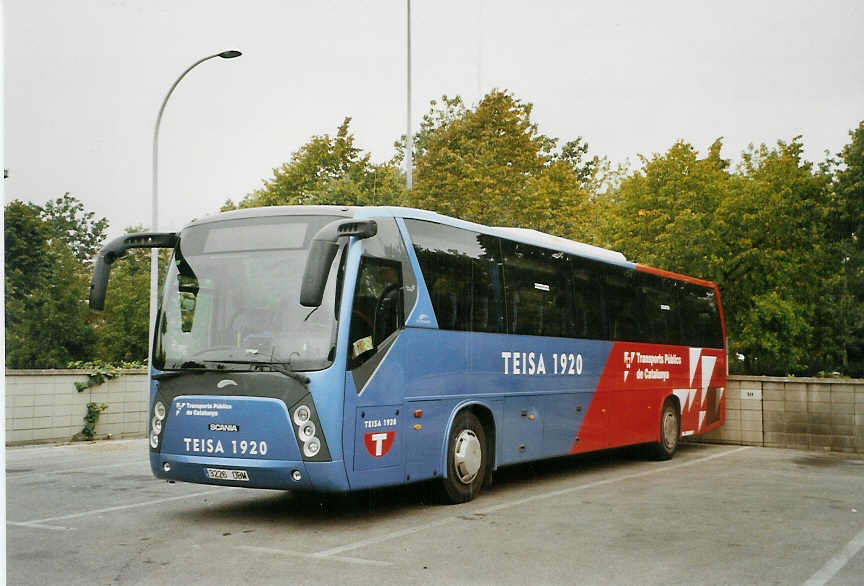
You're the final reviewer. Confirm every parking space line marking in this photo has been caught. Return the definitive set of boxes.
[802,525,864,586]
[236,545,393,567]
[7,461,144,481]
[8,487,232,527]
[475,446,752,516]
[7,521,75,531]
[316,446,751,558]
[315,517,456,558]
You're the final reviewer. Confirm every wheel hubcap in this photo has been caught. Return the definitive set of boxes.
[662,410,678,450]
[453,429,482,485]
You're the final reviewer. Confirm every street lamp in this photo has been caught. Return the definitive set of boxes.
[149,50,242,370]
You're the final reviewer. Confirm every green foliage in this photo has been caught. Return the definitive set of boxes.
[5,198,98,368]
[68,359,144,391]
[4,200,53,301]
[405,90,599,240]
[600,136,839,375]
[74,402,109,441]
[41,192,109,264]
[232,117,405,209]
[827,122,864,375]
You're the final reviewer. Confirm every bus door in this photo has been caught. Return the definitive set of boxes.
[341,218,418,490]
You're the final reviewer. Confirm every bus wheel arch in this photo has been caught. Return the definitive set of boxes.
[437,403,496,503]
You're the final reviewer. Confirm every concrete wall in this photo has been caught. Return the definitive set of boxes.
[5,369,148,445]
[5,371,864,452]
[700,375,864,453]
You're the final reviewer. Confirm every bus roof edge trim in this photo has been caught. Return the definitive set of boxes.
[492,227,628,264]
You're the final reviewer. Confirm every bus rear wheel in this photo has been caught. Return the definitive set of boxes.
[436,411,487,504]
[649,401,680,460]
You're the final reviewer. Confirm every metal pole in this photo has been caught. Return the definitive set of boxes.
[149,51,240,371]
[405,0,413,190]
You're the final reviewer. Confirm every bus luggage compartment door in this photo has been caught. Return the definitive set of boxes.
[501,396,543,463]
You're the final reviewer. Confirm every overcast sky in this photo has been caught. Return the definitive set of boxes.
[4,0,864,238]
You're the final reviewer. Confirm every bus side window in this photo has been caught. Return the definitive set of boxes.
[570,256,608,340]
[502,241,575,338]
[636,272,683,346]
[405,220,505,334]
[348,257,404,369]
[605,268,641,342]
[679,283,723,348]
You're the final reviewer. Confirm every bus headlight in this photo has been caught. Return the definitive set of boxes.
[303,437,321,457]
[299,421,316,441]
[293,404,311,426]
[150,400,167,450]
[289,396,330,462]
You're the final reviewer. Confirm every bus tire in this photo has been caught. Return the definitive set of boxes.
[436,411,487,504]
[649,401,680,460]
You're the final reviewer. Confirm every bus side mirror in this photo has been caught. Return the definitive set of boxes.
[89,232,178,310]
[300,219,377,307]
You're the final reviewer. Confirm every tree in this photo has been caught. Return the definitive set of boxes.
[598,139,734,280]
[41,192,109,264]
[405,90,599,240]
[4,201,53,302]
[5,199,97,368]
[230,117,405,209]
[827,121,864,375]
[600,137,836,375]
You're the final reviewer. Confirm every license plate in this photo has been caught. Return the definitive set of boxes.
[206,468,249,482]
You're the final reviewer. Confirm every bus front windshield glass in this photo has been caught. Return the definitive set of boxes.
[153,215,343,372]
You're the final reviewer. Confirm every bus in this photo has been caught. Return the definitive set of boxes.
[90,206,726,503]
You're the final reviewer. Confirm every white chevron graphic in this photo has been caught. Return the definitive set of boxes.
[698,410,706,430]
[700,356,717,407]
[689,347,701,386]
[673,389,689,411]
[673,388,699,412]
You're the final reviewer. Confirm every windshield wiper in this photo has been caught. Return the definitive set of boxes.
[212,359,310,385]
[180,360,208,369]
[263,362,310,385]
[153,360,233,379]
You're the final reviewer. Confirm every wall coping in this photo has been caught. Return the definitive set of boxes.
[729,374,864,384]
[6,369,148,376]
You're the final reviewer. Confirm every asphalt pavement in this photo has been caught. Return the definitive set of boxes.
[6,439,864,585]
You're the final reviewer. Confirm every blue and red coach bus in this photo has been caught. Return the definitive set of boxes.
[90,206,726,503]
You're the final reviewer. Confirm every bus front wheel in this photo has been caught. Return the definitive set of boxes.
[649,401,680,460]
[437,411,487,504]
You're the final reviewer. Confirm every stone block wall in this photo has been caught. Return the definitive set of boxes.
[5,369,148,445]
[700,375,864,453]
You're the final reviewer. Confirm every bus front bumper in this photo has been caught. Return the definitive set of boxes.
[149,452,348,492]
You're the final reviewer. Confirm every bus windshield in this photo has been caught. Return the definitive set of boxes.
[153,215,342,372]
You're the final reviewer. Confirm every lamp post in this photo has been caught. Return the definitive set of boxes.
[405,0,413,189]
[149,50,241,371]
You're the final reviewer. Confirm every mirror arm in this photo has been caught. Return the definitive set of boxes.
[89,232,178,310]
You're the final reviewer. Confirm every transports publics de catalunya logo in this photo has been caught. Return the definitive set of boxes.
[364,431,395,457]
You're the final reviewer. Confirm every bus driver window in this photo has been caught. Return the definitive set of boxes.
[349,257,404,368]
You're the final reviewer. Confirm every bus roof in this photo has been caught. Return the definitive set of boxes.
[187,204,631,267]
[354,206,631,267]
